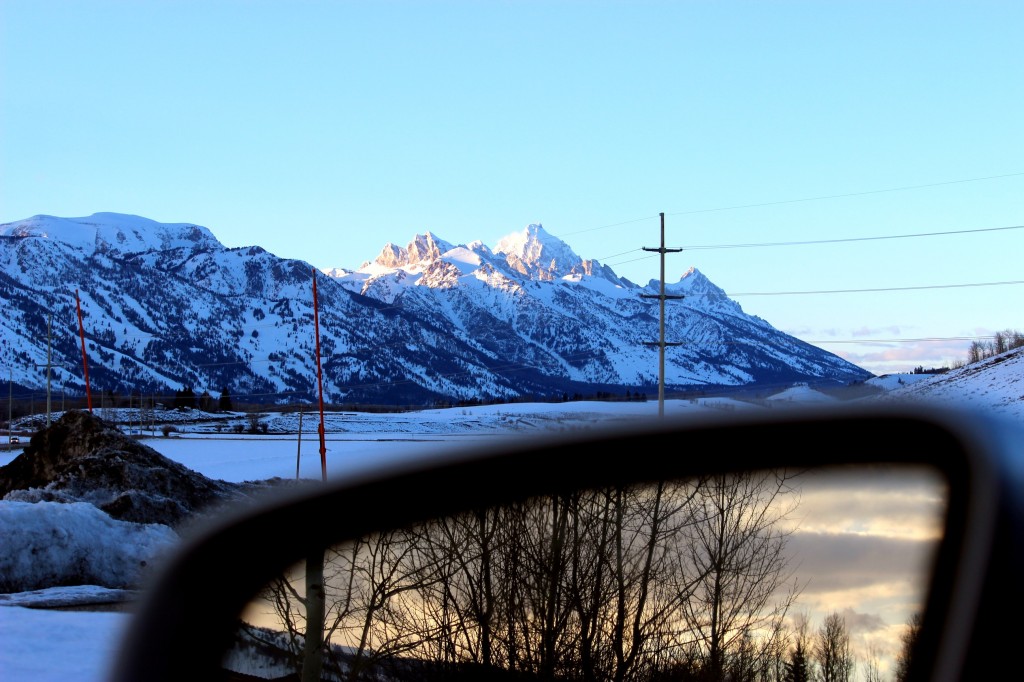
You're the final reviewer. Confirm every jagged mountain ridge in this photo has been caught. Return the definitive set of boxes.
[333,224,869,391]
[0,213,870,405]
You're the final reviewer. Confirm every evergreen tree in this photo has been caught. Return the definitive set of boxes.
[219,387,233,411]
[784,640,809,682]
[174,387,196,411]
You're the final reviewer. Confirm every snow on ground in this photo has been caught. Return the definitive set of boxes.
[872,346,1024,421]
[865,373,940,391]
[764,383,837,403]
[0,605,129,681]
[0,501,178,593]
[0,399,752,482]
[0,585,139,609]
[1,399,734,682]
[1,369,1021,681]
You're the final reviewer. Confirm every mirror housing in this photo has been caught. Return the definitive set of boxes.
[108,403,1024,682]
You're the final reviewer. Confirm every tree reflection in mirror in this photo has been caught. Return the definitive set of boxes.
[224,465,945,682]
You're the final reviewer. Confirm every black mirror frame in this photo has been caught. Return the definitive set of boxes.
[108,403,1023,682]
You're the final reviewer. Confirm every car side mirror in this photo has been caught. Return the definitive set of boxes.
[108,403,1024,682]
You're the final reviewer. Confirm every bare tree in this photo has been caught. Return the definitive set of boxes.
[604,481,707,682]
[757,613,793,682]
[967,328,1024,365]
[814,611,854,682]
[414,506,502,670]
[994,331,1007,355]
[862,643,884,682]
[676,470,801,681]
[235,471,806,682]
[323,530,447,681]
[968,340,983,364]
[256,528,445,681]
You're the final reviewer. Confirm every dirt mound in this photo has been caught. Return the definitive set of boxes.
[0,410,245,526]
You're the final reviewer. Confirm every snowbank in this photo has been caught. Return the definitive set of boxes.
[0,500,178,592]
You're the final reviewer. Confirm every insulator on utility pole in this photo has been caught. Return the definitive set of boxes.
[640,212,684,417]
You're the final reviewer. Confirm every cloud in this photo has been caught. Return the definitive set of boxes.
[791,467,947,540]
[831,340,969,374]
[785,530,937,595]
[780,323,989,373]
[838,606,889,635]
[850,325,905,338]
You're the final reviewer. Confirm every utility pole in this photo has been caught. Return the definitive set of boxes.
[45,313,52,427]
[33,315,71,428]
[303,268,328,682]
[295,409,303,480]
[641,213,684,417]
[75,290,93,414]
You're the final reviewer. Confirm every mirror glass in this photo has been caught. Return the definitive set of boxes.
[223,465,945,681]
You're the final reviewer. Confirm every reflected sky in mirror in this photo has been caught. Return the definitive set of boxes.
[229,464,945,681]
[781,466,945,676]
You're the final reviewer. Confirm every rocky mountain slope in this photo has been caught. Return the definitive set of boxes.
[0,213,870,405]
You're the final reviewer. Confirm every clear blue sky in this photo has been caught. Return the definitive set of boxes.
[2,1,1021,375]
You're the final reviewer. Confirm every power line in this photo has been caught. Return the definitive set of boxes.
[601,223,1024,268]
[698,335,1000,347]
[804,337,985,344]
[562,170,1024,239]
[682,224,1024,251]
[726,279,1024,297]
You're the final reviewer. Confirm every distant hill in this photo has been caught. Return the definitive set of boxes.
[869,346,1024,422]
[865,373,936,391]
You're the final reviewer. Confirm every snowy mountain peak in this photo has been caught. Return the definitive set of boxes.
[660,267,746,316]
[408,232,455,264]
[373,242,407,269]
[665,267,722,296]
[0,212,220,256]
[372,232,456,269]
[321,266,353,278]
[494,223,584,281]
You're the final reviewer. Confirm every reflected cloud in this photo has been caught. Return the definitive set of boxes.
[786,530,936,595]
[774,465,943,672]
[838,606,888,635]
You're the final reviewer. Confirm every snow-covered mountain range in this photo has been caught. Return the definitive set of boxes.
[0,213,870,405]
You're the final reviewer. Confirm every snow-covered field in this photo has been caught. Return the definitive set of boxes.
[1,358,1021,682]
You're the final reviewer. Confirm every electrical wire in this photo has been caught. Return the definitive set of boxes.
[682,224,1024,251]
[563,170,1024,239]
[726,279,1024,297]
[599,223,1024,268]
